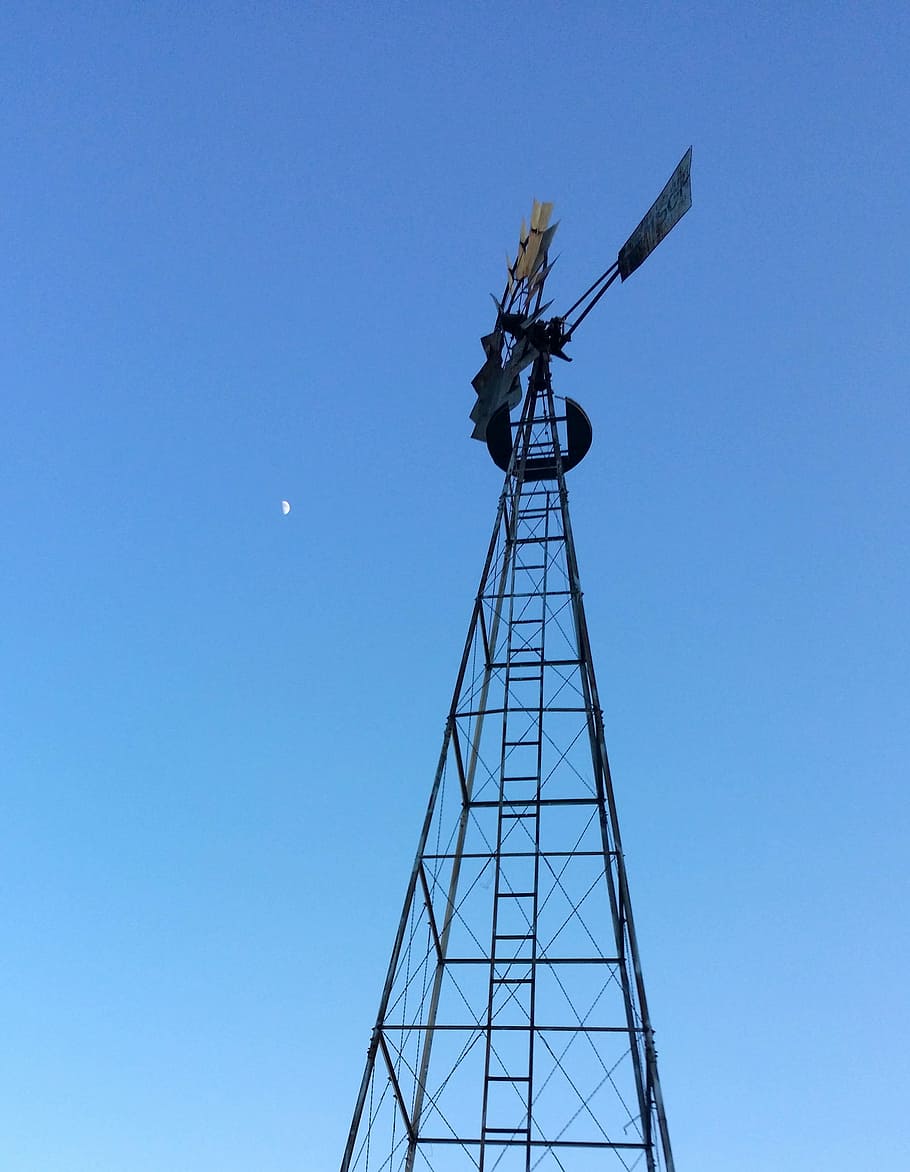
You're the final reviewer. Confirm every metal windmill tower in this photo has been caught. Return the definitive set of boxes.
[339,150,693,1172]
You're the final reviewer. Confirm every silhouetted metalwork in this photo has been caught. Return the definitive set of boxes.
[339,151,692,1172]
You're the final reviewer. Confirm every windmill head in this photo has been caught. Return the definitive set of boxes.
[469,149,693,446]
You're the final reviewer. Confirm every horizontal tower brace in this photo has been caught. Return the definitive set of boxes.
[382,1024,644,1033]
[481,590,572,600]
[434,956,621,965]
[468,797,599,808]
[415,1138,648,1151]
[422,850,608,859]
[456,706,588,716]
[486,658,582,668]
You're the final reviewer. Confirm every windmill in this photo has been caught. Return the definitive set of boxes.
[339,149,693,1172]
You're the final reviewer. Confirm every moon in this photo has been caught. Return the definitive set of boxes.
[281,500,291,515]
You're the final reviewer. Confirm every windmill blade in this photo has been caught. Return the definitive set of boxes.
[529,255,558,293]
[470,369,522,439]
[529,223,559,281]
[617,147,692,281]
[514,204,558,284]
[530,199,554,233]
[521,298,554,329]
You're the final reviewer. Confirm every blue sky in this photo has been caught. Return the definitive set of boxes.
[1,3,908,1169]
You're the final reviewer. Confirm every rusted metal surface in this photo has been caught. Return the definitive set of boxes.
[618,146,692,280]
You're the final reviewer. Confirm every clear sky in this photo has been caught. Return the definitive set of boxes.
[1,3,908,1170]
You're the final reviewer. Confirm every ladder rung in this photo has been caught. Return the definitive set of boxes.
[495,933,534,941]
[497,891,535,898]
[487,1075,531,1082]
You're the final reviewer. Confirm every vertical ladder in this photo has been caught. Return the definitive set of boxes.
[478,485,552,1170]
